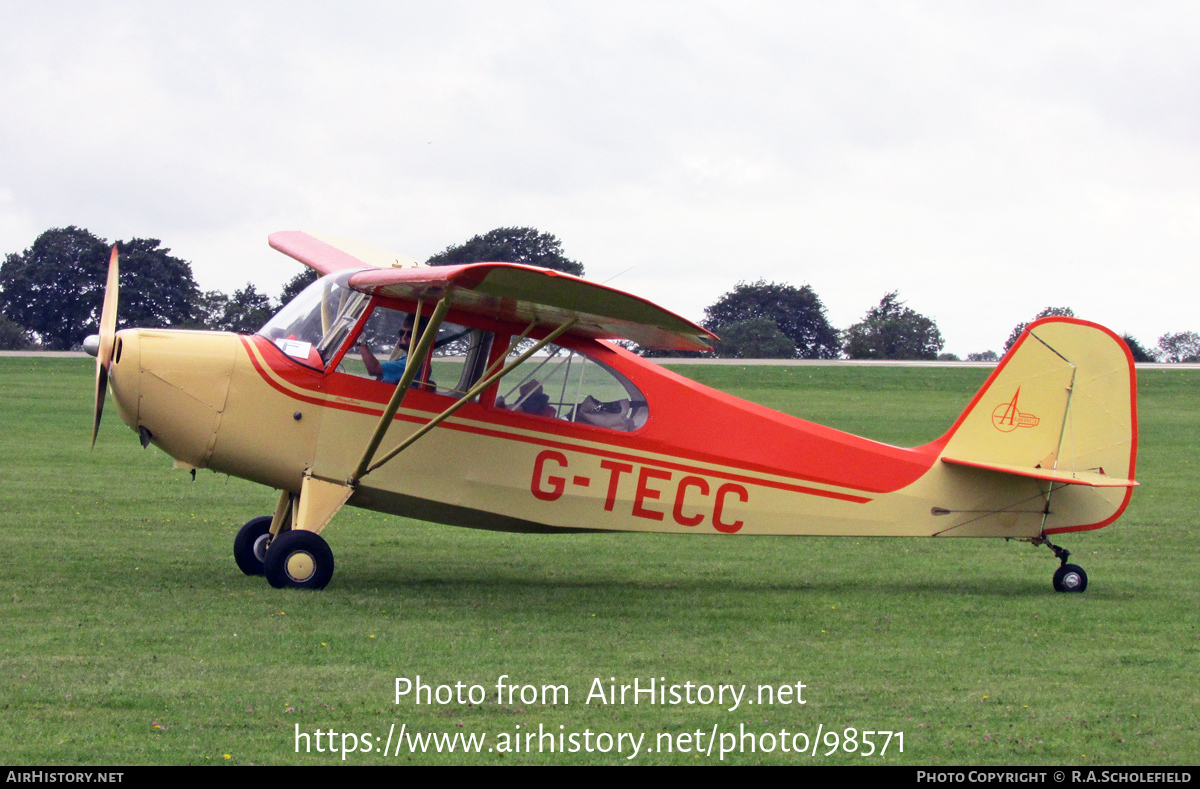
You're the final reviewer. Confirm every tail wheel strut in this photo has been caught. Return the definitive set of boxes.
[1029,534,1088,593]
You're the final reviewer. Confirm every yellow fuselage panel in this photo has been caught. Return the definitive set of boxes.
[207,345,324,492]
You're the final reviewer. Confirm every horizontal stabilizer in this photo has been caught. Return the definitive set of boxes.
[941,457,1138,488]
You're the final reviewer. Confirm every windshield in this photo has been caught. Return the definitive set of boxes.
[257,270,369,367]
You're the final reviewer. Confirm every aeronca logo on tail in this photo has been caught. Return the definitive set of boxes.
[991,388,1040,432]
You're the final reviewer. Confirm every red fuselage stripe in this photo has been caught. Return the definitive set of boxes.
[241,336,872,504]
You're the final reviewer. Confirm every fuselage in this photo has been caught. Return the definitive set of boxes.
[104,303,1108,540]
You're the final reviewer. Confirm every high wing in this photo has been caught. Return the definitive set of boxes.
[270,230,422,274]
[269,230,715,351]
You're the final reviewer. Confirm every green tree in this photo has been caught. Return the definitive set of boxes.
[115,238,199,330]
[187,290,232,330]
[427,227,584,276]
[0,315,33,350]
[702,280,839,359]
[280,268,318,306]
[843,291,944,360]
[213,284,275,333]
[1122,334,1157,363]
[967,350,999,362]
[712,317,797,359]
[0,226,109,349]
[0,228,201,349]
[1156,331,1200,363]
[1004,307,1074,352]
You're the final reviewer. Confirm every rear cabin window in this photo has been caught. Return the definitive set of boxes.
[494,340,648,432]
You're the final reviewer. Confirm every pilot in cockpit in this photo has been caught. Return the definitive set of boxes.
[356,313,416,384]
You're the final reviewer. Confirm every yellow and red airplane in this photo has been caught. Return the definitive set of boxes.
[87,232,1138,592]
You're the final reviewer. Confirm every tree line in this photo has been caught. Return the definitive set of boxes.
[0,227,287,350]
[0,226,582,351]
[1,225,1195,362]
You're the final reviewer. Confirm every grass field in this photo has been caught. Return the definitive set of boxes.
[0,357,1196,765]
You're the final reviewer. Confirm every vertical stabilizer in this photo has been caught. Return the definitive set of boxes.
[934,318,1137,533]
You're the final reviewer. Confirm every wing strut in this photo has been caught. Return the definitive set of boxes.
[349,297,451,485]
[357,317,578,480]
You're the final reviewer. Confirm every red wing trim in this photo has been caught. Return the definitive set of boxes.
[348,263,716,351]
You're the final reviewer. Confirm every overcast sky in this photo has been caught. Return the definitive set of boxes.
[2,1,1197,355]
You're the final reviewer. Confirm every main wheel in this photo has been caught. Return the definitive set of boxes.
[1053,563,1088,593]
[233,516,273,576]
[264,530,335,590]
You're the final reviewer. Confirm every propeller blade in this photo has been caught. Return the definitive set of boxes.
[91,245,119,447]
[91,363,108,448]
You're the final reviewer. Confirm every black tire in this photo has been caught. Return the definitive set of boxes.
[1053,563,1088,593]
[233,516,273,576]
[264,530,335,590]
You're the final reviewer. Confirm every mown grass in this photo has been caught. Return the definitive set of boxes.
[0,358,1195,765]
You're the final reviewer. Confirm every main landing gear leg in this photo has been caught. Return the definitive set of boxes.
[259,476,351,591]
[1030,534,1088,593]
[232,489,336,589]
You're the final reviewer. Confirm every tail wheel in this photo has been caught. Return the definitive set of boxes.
[1053,563,1088,593]
[233,516,274,576]
[264,530,335,590]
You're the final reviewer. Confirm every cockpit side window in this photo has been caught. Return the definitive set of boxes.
[493,340,648,432]
[341,303,494,399]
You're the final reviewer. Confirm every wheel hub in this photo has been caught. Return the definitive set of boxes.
[252,534,271,563]
[285,551,316,582]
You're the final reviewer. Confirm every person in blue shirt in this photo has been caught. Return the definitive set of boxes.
[357,314,415,384]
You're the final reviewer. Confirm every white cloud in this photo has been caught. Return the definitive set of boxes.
[1,1,1198,351]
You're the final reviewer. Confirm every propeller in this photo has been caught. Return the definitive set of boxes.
[91,245,120,447]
